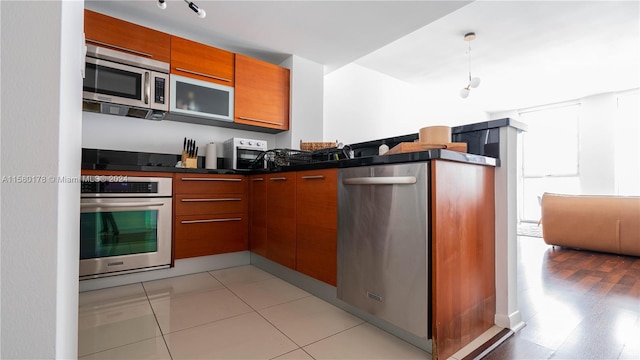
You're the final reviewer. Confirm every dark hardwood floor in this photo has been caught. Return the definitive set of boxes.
[485,235,640,360]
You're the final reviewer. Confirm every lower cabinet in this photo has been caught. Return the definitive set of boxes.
[265,173,297,269]
[173,173,248,259]
[295,169,338,286]
[174,214,248,258]
[249,169,338,286]
[249,175,267,257]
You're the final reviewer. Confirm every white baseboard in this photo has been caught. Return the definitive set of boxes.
[495,311,525,332]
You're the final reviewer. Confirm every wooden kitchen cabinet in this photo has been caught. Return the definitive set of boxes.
[249,175,267,257]
[173,173,248,259]
[170,36,235,86]
[265,172,296,268]
[234,54,290,131]
[84,10,171,63]
[295,169,338,286]
[430,160,495,359]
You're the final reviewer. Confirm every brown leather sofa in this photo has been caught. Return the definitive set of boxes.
[541,193,640,257]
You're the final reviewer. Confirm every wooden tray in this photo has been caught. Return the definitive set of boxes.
[386,142,467,155]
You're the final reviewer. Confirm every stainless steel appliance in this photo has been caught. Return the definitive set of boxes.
[223,137,268,169]
[169,74,234,122]
[82,44,169,120]
[337,163,430,338]
[79,176,172,279]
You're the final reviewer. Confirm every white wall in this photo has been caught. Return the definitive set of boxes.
[276,55,324,149]
[323,63,489,144]
[1,1,83,358]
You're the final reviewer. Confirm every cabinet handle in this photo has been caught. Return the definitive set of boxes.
[181,218,242,224]
[180,177,242,182]
[237,116,283,126]
[342,176,417,185]
[181,198,241,202]
[175,68,232,83]
[251,178,265,182]
[301,175,324,180]
[86,39,153,58]
[269,177,287,181]
[143,71,150,105]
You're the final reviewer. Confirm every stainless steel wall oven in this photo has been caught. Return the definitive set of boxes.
[79,176,172,279]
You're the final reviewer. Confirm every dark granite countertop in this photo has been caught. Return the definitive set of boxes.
[82,148,497,175]
[82,118,518,174]
[252,149,497,173]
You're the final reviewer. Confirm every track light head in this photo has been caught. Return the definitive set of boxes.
[186,0,206,18]
[157,0,206,18]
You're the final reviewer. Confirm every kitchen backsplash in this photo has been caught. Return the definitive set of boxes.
[82,112,277,158]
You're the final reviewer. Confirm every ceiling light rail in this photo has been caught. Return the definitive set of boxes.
[157,0,206,19]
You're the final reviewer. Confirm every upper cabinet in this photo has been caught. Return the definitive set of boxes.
[83,10,290,133]
[170,36,235,87]
[84,10,171,63]
[235,54,290,131]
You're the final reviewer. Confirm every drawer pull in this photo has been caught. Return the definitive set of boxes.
[269,177,287,181]
[181,198,241,202]
[301,175,325,180]
[181,218,242,224]
[237,116,283,126]
[251,178,265,182]
[180,177,242,182]
[175,67,232,83]
[86,39,153,58]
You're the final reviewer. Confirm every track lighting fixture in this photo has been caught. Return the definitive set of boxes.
[460,32,480,99]
[157,0,206,19]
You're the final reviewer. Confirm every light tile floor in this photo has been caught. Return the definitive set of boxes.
[78,265,432,359]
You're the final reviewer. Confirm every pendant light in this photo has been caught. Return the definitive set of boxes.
[157,0,206,18]
[460,32,480,98]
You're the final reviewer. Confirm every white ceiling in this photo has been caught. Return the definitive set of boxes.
[86,0,640,113]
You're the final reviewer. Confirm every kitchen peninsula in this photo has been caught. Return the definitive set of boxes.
[81,124,502,359]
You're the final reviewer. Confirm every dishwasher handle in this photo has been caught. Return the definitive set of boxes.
[342,176,417,185]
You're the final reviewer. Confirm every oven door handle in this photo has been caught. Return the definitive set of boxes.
[81,202,166,208]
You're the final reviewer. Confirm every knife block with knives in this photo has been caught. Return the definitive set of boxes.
[182,138,198,168]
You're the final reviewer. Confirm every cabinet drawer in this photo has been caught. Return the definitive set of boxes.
[173,174,246,194]
[175,194,246,215]
[174,214,248,259]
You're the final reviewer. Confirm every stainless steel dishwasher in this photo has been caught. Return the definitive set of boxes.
[337,162,429,339]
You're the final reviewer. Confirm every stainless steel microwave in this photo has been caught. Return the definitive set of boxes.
[82,44,169,120]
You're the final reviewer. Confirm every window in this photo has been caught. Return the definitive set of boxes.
[519,104,580,222]
[614,91,640,196]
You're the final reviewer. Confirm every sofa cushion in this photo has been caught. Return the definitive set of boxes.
[541,193,640,257]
